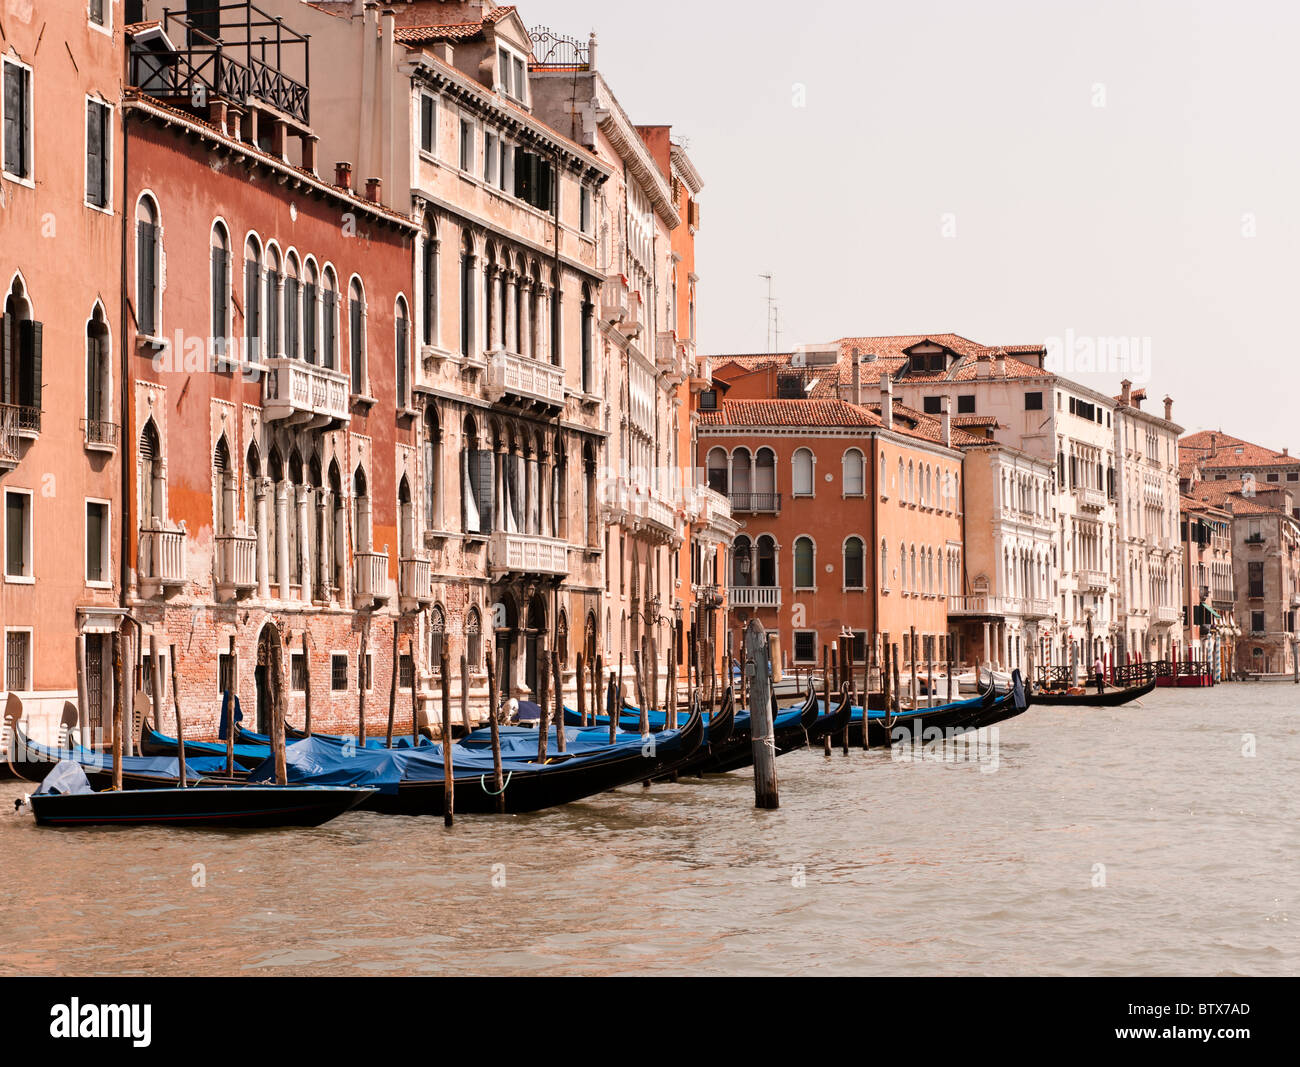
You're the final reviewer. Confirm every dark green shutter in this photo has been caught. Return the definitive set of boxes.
[474,450,494,533]
[87,334,102,421]
[86,103,104,206]
[0,314,8,404]
[19,319,41,414]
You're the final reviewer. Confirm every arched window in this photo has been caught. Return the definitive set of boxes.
[580,283,593,391]
[791,448,814,497]
[85,304,112,442]
[213,436,235,538]
[284,251,300,359]
[843,448,865,496]
[706,447,728,494]
[583,441,598,547]
[793,536,815,589]
[395,295,410,408]
[844,536,864,589]
[910,545,917,593]
[907,461,915,503]
[328,460,344,592]
[462,414,487,534]
[264,243,282,359]
[732,448,752,499]
[210,221,230,359]
[348,277,366,394]
[138,419,164,527]
[880,539,889,590]
[303,258,319,364]
[321,265,338,369]
[429,603,446,667]
[897,458,905,502]
[899,541,906,592]
[756,535,777,587]
[353,466,370,553]
[879,452,887,496]
[459,232,475,359]
[424,405,441,530]
[755,448,776,498]
[732,535,752,587]
[244,234,262,362]
[397,475,413,559]
[466,606,482,667]
[421,212,438,347]
[135,195,160,336]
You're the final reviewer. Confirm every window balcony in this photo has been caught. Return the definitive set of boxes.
[214,533,257,599]
[1079,568,1109,592]
[655,331,688,382]
[399,556,433,611]
[728,491,781,514]
[0,406,22,471]
[353,549,391,604]
[601,272,629,324]
[948,594,1012,616]
[694,582,723,607]
[138,521,187,597]
[488,530,569,577]
[484,348,565,410]
[81,418,120,454]
[262,357,350,429]
[622,290,644,338]
[1073,485,1107,511]
[728,584,781,609]
[639,490,678,538]
[1155,605,1180,624]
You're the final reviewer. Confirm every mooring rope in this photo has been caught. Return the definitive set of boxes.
[480,770,512,795]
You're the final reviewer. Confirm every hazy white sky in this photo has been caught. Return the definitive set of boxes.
[528,0,1299,450]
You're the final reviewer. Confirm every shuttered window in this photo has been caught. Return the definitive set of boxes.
[303,281,317,364]
[3,61,31,180]
[285,276,299,358]
[86,501,107,583]
[244,257,261,361]
[86,100,110,208]
[211,240,229,356]
[136,215,157,335]
[5,491,30,578]
[395,305,409,407]
[349,293,364,392]
[419,94,435,154]
[322,287,337,369]
[18,320,42,421]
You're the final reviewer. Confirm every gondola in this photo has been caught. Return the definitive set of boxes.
[26,769,376,829]
[245,705,705,815]
[843,671,998,747]
[8,723,240,790]
[690,686,824,775]
[1029,678,1156,707]
[140,719,271,769]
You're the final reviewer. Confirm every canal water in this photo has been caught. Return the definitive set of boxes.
[1,684,1296,976]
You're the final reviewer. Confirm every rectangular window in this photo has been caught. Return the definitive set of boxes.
[957,395,975,414]
[1251,611,1265,633]
[699,389,717,411]
[364,653,374,691]
[3,59,32,181]
[1248,562,1264,598]
[5,490,32,580]
[291,652,306,692]
[90,0,106,26]
[217,652,234,695]
[484,130,498,185]
[85,99,110,208]
[399,653,414,690]
[459,117,473,172]
[922,396,941,414]
[793,631,816,664]
[1025,391,1043,410]
[349,296,364,393]
[580,186,592,233]
[85,500,108,584]
[5,630,31,691]
[419,93,436,155]
[331,653,349,691]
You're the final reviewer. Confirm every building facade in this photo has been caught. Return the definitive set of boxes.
[1,1,124,742]
[1180,496,1236,678]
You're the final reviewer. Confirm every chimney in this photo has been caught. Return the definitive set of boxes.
[977,353,991,379]
[1163,395,1173,422]
[431,41,455,63]
[365,176,383,203]
[1120,378,1132,406]
[880,374,894,430]
[941,395,952,448]
[588,32,599,71]
[851,356,862,406]
[994,349,1006,378]
[1209,433,1217,458]
[335,162,353,191]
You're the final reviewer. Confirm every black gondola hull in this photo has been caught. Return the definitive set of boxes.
[29,786,374,828]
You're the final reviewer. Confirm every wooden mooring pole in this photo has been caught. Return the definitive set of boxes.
[385,619,399,748]
[168,643,187,787]
[357,613,371,746]
[111,631,124,791]
[485,646,504,813]
[440,646,453,826]
[745,617,778,809]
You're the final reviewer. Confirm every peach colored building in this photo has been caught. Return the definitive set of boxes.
[698,376,970,678]
[1,1,123,743]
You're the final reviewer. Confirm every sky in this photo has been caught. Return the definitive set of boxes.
[525,0,1300,451]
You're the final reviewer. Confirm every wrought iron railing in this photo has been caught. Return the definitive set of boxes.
[728,491,781,513]
[132,3,310,124]
[81,418,120,450]
[529,26,589,69]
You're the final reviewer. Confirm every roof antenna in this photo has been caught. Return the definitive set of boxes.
[759,273,778,352]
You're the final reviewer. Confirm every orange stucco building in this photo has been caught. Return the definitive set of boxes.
[700,354,973,676]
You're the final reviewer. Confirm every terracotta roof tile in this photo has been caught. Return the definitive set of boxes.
[1180,430,1296,469]
[395,6,517,44]
[698,399,881,429]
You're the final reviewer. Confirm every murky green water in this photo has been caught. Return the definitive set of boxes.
[1,684,1296,975]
